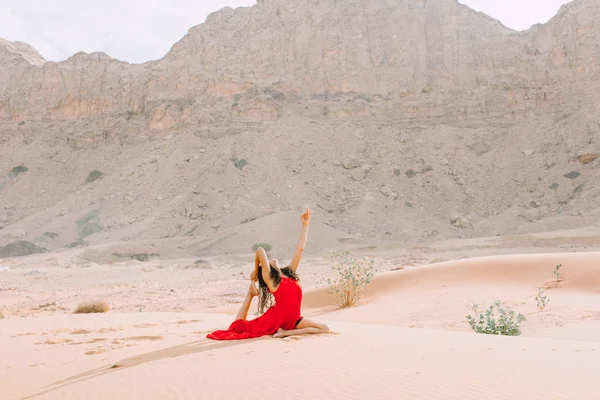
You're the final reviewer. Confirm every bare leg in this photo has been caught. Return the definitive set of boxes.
[273,318,330,338]
[235,282,258,321]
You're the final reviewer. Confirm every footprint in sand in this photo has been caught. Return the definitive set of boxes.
[83,337,161,354]
[85,338,106,344]
[85,349,108,356]
[11,332,35,338]
[134,324,158,328]
[123,336,163,341]
[36,338,73,345]
[50,328,72,334]
[70,329,91,335]
[110,339,126,350]
[70,338,107,345]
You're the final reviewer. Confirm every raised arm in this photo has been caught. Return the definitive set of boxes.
[289,208,311,273]
[252,246,277,292]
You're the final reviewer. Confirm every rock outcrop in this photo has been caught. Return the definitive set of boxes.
[1,0,599,255]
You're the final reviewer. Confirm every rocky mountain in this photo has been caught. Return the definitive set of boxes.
[0,0,599,258]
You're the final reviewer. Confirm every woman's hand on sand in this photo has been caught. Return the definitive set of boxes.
[300,208,311,226]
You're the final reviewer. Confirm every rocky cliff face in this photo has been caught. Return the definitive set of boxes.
[0,0,599,257]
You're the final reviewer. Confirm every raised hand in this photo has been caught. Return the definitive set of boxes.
[300,208,311,226]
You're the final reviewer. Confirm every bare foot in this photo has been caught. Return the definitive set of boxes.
[248,282,258,297]
[273,328,287,338]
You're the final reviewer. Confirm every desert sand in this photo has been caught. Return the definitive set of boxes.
[2,230,600,400]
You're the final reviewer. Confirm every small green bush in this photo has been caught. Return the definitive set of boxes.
[322,250,375,308]
[232,158,249,171]
[535,288,549,311]
[466,301,525,336]
[86,170,104,184]
[233,94,241,108]
[252,243,272,253]
[10,165,28,178]
[553,263,563,282]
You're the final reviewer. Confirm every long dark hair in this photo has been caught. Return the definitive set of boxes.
[256,265,299,315]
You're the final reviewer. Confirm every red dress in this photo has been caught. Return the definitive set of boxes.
[207,277,303,340]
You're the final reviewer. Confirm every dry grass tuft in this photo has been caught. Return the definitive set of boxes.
[74,301,110,314]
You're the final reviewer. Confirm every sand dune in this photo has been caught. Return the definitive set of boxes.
[15,323,600,400]
[2,251,600,399]
[307,252,600,342]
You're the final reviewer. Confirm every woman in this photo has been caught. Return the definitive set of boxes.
[206,208,330,340]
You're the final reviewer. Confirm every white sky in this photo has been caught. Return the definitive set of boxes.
[0,0,573,64]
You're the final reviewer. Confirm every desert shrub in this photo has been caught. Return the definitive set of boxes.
[86,170,104,184]
[553,263,563,282]
[466,301,525,336]
[232,157,249,171]
[74,301,110,314]
[322,250,375,308]
[252,243,272,253]
[535,288,549,311]
[9,165,28,178]
[232,94,241,108]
